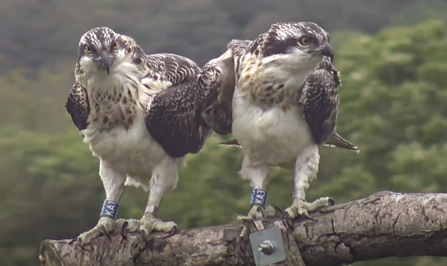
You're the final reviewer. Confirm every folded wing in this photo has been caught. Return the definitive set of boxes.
[300,57,358,151]
[200,39,252,135]
[65,82,90,134]
[144,54,213,158]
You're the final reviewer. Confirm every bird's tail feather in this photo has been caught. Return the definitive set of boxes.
[220,134,360,153]
[323,132,359,153]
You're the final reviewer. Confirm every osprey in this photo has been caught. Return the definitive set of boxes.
[200,22,359,232]
[65,27,212,246]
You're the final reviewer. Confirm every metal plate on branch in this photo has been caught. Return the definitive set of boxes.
[249,226,286,266]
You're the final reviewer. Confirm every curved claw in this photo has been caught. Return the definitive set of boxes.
[120,221,129,243]
[99,225,112,240]
[121,220,129,233]
[76,238,91,252]
[280,211,293,229]
[163,226,177,239]
[238,224,249,239]
[140,230,150,244]
[235,227,250,256]
[302,212,318,222]
[270,204,283,214]
[280,209,289,220]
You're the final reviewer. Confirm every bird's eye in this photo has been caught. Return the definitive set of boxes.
[299,37,310,46]
[85,46,93,54]
[112,42,119,50]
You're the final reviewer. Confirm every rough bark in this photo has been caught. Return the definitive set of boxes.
[39,191,447,266]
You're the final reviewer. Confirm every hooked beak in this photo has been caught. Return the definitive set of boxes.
[99,50,113,75]
[320,43,334,62]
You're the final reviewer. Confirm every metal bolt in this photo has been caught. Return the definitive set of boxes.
[257,240,275,255]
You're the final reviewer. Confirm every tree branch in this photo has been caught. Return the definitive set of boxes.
[39,191,447,266]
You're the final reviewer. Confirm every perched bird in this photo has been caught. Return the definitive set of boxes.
[200,22,359,233]
[65,27,213,246]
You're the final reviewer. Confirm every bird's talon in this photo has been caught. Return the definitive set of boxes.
[140,230,150,244]
[163,226,177,239]
[237,215,247,222]
[120,234,127,244]
[120,222,128,242]
[100,225,112,240]
[286,218,294,229]
[280,211,295,229]
[238,225,251,243]
[280,210,290,220]
[271,204,283,214]
[235,231,248,256]
[121,221,129,235]
[76,238,90,252]
[122,221,129,231]
[280,217,293,230]
[265,204,282,218]
[302,212,318,221]
[239,225,248,239]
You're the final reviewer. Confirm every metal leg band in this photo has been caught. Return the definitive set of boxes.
[293,190,306,200]
[144,205,159,217]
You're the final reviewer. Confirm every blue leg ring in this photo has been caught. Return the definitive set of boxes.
[250,189,268,209]
[100,200,119,220]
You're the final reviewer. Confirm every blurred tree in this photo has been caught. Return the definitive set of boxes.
[0,128,101,265]
[329,31,365,51]
[0,63,73,133]
[317,20,447,266]
[389,0,447,27]
[0,0,438,71]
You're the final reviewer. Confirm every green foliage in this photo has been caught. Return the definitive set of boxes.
[327,20,447,266]
[0,128,99,265]
[1,15,447,266]
[0,64,74,133]
[333,20,447,193]
[389,0,447,27]
[0,0,430,70]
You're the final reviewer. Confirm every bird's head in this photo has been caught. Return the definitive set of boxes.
[77,27,144,78]
[261,22,333,70]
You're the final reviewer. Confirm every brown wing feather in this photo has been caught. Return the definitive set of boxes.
[147,53,199,85]
[300,57,340,144]
[144,54,213,158]
[65,82,90,133]
[300,57,359,151]
[200,39,251,135]
[200,50,234,135]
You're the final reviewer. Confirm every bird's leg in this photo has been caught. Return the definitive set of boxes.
[77,160,125,247]
[237,156,274,239]
[124,157,178,240]
[283,145,334,222]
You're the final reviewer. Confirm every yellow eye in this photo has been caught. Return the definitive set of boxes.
[85,46,93,54]
[299,37,310,46]
[112,42,119,50]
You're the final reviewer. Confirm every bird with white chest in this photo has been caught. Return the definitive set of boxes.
[200,22,359,233]
[65,27,213,247]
